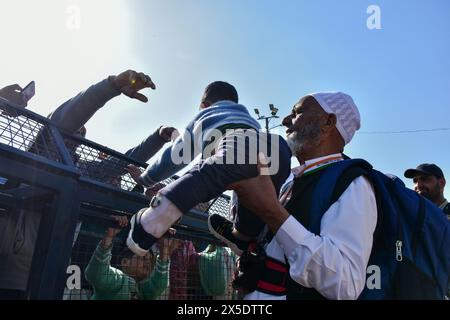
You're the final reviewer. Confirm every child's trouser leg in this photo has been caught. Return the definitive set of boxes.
[127,195,183,256]
[140,195,182,238]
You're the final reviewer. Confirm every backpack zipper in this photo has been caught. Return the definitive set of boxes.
[395,240,403,262]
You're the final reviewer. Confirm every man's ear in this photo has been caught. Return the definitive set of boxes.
[200,100,211,109]
[327,113,337,127]
[438,177,446,190]
[322,113,337,133]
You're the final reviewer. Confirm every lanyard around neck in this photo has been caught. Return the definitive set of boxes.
[279,155,344,206]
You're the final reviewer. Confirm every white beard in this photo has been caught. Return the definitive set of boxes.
[286,123,322,156]
[286,131,303,156]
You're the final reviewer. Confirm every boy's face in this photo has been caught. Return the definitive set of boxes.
[122,252,154,281]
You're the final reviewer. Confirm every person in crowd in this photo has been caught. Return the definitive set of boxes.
[168,240,237,300]
[404,163,449,218]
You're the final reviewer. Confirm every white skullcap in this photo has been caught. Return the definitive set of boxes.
[309,92,361,145]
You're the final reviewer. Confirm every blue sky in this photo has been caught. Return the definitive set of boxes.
[1,0,449,198]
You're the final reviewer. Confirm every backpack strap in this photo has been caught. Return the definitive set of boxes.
[330,166,369,205]
[308,159,373,234]
[285,159,374,300]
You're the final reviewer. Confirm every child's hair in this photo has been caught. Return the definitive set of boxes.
[120,247,135,260]
[203,81,238,104]
[110,245,132,266]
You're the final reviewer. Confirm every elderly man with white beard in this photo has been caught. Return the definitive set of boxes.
[228,92,378,300]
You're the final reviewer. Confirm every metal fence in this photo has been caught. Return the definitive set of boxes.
[0,98,236,300]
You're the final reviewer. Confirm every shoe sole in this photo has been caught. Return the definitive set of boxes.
[207,215,243,256]
[126,214,150,257]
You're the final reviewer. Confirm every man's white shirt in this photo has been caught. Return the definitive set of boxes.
[245,155,377,300]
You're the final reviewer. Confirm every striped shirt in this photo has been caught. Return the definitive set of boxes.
[139,100,261,186]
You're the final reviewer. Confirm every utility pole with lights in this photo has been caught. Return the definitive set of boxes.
[254,104,280,132]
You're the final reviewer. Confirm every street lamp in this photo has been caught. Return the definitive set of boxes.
[254,104,280,132]
[269,104,279,116]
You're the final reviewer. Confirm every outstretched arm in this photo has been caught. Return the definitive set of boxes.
[48,70,155,134]
[128,126,195,186]
[125,126,178,163]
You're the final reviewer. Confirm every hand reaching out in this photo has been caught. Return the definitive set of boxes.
[101,215,129,248]
[158,126,179,142]
[126,164,144,184]
[0,84,27,116]
[157,228,180,261]
[110,70,156,103]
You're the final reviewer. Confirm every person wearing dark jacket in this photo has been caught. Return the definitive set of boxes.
[404,163,449,219]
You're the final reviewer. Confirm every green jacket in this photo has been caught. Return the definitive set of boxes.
[85,242,169,300]
[198,246,237,298]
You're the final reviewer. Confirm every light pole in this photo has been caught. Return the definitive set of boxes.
[254,104,280,132]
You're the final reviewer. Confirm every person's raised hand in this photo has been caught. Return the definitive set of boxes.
[111,70,155,103]
[102,215,129,248]
[0,84,28,116]
[157,228,179,261]
[126,164,144,184]
[158,126,179,142]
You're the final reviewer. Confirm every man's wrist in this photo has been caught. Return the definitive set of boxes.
[138,175,147,187]
[139,174,156,188]
[263,204,290,234]
[107,75,122,93]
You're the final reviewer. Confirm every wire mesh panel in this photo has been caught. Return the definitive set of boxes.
[0,103,62,162]
[0,101,233,214]
[166,233,238,300]
[64,216,238,300]
[62,134,145,192]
